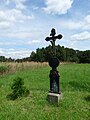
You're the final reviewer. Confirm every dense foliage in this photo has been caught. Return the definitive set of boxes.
[29,45,90,63]
[0,45,90,63]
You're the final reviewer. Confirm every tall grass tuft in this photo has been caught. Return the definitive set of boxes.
[0,65,10,75]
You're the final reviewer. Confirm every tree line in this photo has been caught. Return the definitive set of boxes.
[0,45,90,63]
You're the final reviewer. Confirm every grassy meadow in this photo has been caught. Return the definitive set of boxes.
[0,62,90,120]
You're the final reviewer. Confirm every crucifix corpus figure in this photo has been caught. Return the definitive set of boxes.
[45,28,63,94]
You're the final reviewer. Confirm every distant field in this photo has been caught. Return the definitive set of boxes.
[0,63,90,120]
[0,62,48,74]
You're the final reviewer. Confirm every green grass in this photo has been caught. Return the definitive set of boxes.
[0,64,90,120]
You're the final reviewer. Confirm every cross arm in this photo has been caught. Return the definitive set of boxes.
[45,34,63,42]
[45,37,51,41]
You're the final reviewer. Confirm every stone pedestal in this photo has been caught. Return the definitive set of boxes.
[47,92,61,105]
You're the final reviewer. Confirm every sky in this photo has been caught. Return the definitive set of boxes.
[0,0,90,59]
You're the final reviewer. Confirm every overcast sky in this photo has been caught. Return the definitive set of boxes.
[0,0,90,59]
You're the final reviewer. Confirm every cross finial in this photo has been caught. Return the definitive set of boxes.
[50,28,56,36]
[45,28,63,56]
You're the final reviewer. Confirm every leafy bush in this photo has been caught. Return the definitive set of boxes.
[0,66,9,75]
[10,77,29,100]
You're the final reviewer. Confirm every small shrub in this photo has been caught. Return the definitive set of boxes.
[10,77,29,100]
[0,66,9,75]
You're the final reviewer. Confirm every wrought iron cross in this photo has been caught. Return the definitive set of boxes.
[45,28,63,56]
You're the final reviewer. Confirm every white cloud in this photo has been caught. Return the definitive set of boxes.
[0,31,39,39]
[6,0,27,10]
[0,21,12,29]
[0,48,32,59]
[70,31,90,41]
[6,50,31,59]
[59,14,90,30]
[0,8,33,24]
[0,0,34,29]
[44,0,73,14]
[0,39,41,47]
[0,10,16,22]
[0,49,4,54]
[85,15,90,23]
[32,6,39,10]
[60,20,83,30]
[83,15,90,30]
[28,40,40,44]
[0,42,16,46]
[6,32,33,39]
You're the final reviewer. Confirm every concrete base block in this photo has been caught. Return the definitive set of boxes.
[47,92,61,105]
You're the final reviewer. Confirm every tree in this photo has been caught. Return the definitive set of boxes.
[65,48,79,62]
[56,45,66,61]
[35,48,45,62]
[0,56,6,62]
[30,51,36,61]
[77,50,90,63]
